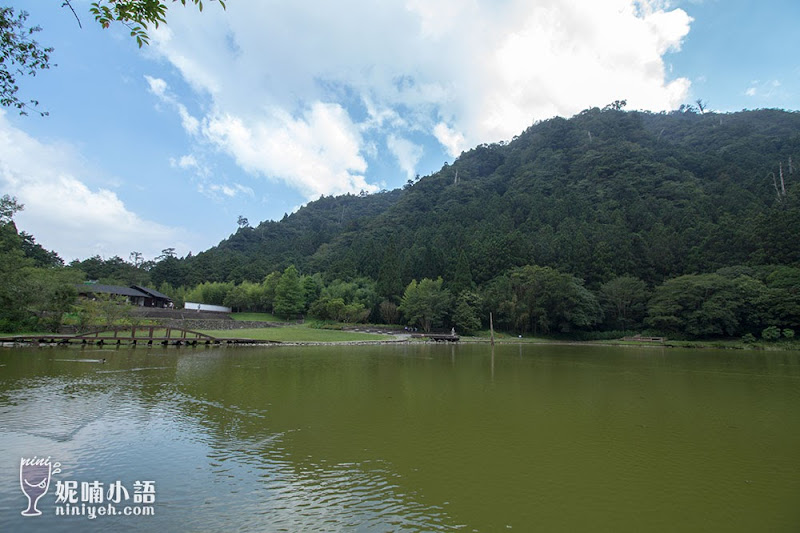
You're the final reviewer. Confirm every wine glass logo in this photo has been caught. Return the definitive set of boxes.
[20,456,60,517]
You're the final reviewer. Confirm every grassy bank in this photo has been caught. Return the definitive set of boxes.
[5,322,800,350]
[661,339,800,351]
[230,312,281,322]
[198,324,393,343]
[460,331,551,344]
[457,330,800,351]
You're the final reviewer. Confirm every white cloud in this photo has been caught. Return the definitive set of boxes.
[145,76,168,98]
[202,102,376,199]
[172,154,198,170]
[197,182,255,200]
[0,112,195,262]
[386,135,423,180]
[433,122,467,158]
[146,0,692,191]
[745,79,782,99]
[170,153,211,178]
[145,75,200,135]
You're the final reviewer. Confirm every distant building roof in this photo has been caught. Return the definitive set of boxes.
[76,284,172,302]
[76,284,148,298]
[132,285,172,301]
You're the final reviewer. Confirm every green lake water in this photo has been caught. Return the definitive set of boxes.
[1,343,799,532]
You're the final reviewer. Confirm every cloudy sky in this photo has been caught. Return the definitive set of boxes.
[1,0,797,262]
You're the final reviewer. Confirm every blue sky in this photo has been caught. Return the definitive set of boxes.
[1,0,797,263]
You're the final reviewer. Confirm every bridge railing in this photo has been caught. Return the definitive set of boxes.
[72,326,217,343]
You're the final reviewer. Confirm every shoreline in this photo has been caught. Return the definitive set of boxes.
[3,334,799,352]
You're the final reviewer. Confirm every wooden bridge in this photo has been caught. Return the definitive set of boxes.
[0,326,278,347]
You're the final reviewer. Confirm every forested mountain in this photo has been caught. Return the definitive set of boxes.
[152,188,405,287]
[153,107,800,292]
[5,107,799,338]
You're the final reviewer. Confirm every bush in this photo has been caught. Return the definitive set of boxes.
[741,333,757,344]
[783,328,795,339]
[761,326,781,341]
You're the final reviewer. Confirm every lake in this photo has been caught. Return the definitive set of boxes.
[1,343,799,532]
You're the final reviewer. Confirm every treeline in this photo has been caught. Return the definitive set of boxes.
[0,195,82,332]
[152,262,800,341]
[160,267,379,324]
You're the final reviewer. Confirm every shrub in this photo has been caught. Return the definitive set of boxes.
[761,326,781,341]
[783,328,795,340]
[741,333,757,344]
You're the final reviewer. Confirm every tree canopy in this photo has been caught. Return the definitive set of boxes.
[89,0,226,47]
[0,7,53,115]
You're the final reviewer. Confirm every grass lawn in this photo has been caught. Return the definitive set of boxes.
[460,330,551,343]
[198,324,393,342]
[231,312,280,322]
[0,331,52,338]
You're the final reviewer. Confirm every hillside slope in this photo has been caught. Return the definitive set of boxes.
[152,108,800,292]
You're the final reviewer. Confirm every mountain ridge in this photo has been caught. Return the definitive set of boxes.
[150,107,800,292]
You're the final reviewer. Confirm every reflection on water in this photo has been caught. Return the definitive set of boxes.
[1,344,799,532]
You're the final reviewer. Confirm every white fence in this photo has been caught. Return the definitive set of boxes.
[183,302,232,313]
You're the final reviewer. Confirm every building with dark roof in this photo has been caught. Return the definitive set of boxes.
[76,284,173,308]
[131,285,173,307]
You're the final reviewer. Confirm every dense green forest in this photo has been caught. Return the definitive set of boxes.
[2,107,799,339]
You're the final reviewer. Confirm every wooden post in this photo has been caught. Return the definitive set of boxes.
[490,312,495,346]
[490,344,495,381]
